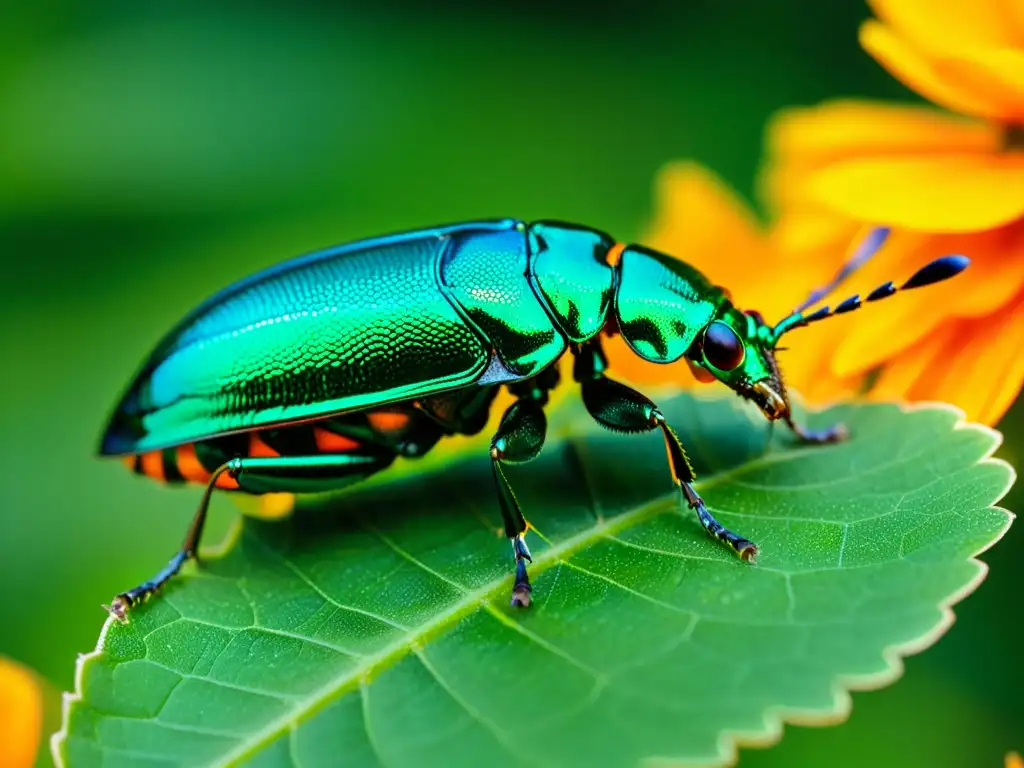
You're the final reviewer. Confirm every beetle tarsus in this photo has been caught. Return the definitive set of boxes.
[104,549,190,623]
[737,541,759,563]
[788,418,848,445]
[504,489,535,609]
[511,554,532,608]
[512,532,533,563]
[103,594,132,623]
[688,487,759,563]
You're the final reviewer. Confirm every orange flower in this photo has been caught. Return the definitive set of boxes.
[1007,752,1022,768]
[0,656,43,768]
[765,0,1024,425]
[861,0,1024,128]
[611,0,1024,426]
[605,154,1023,425]
[764,100,1024,425]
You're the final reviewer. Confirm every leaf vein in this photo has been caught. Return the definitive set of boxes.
[140,656,300,702]
[558,559,697,618]
[482,603,607,683]
[359,516,470,593]
[412,645,542,766]
[359,678,391,768]
[249,531,410,631]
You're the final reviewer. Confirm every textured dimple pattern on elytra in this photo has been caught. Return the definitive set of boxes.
[113,233,489,452]
[441,227,566,379]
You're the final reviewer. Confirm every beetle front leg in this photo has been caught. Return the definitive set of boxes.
[784,414,848,445]
[574,343,758,562]
[490,397,548,608]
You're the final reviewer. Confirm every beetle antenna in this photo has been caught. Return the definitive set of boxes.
[772,254,970,340]
[792,226,891,314]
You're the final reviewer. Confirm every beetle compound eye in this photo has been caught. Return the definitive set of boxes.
[702,321,745,371]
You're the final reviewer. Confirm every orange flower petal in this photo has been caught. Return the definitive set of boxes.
[646,161,768,281]
[768,100,997,165]
[645,161,812,324]
[769,210,856,259]
[602,332,698,388]
[807,153,1024,232]
[0,657,42,768]
[1007,752,1023,768]
[789,363,863,405]
[934,226,1024,318]
[860,21,1003,120]
[931,49,1024,122]
[818,240,943,376]
[868,0,1018,52]
[1005,0,1024,43]
[774,309,868,404]
[907,291,1024,425]
[869,322,957,401]
[921,229,1019,315]
[761,101,998,218]
[832,224,1024,377]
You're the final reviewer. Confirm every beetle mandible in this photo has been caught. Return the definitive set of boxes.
[99,219,968,619]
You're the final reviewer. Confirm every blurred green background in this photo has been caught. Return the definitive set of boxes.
[1,1,1019,766]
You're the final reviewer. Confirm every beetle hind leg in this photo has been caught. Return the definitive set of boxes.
[106,461,234,621]
[106,450,394,622]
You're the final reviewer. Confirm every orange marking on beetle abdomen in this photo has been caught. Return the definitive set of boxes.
[313,427,361,453]
[139,451,165,482]
[366,411,411,434]
[606,242,626,267]
[122,455,137,471]
[215,472,240,490]
[248,433,280,458]
[175,443,212,484]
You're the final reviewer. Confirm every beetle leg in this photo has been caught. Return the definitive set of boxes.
[105,451,393,622]
[784,415,848,445]
[490,397,548,608]
[574,342,759,562]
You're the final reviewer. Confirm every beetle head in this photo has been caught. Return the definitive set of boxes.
[685,234,971,426]
[684,307,790,423]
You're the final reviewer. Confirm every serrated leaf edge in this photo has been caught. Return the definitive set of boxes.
[646,400,1017,768]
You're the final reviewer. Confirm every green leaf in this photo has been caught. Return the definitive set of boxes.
[54,392,1014,768]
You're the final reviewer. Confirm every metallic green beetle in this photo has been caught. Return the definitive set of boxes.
[100,219,967,620]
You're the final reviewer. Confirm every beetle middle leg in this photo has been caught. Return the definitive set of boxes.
[106,450,394,621]
[573,341,758,562]
[489,370,561,608]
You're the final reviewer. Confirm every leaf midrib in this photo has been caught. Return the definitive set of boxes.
[217,442,821,766]
[218,493,669,765]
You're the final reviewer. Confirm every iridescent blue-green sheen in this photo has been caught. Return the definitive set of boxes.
[615,245,723,363]
[528,222,616,343]
[101,219,628,455]
[440,226,566,379]
[102,223,512,454]
[103,219,765,458]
